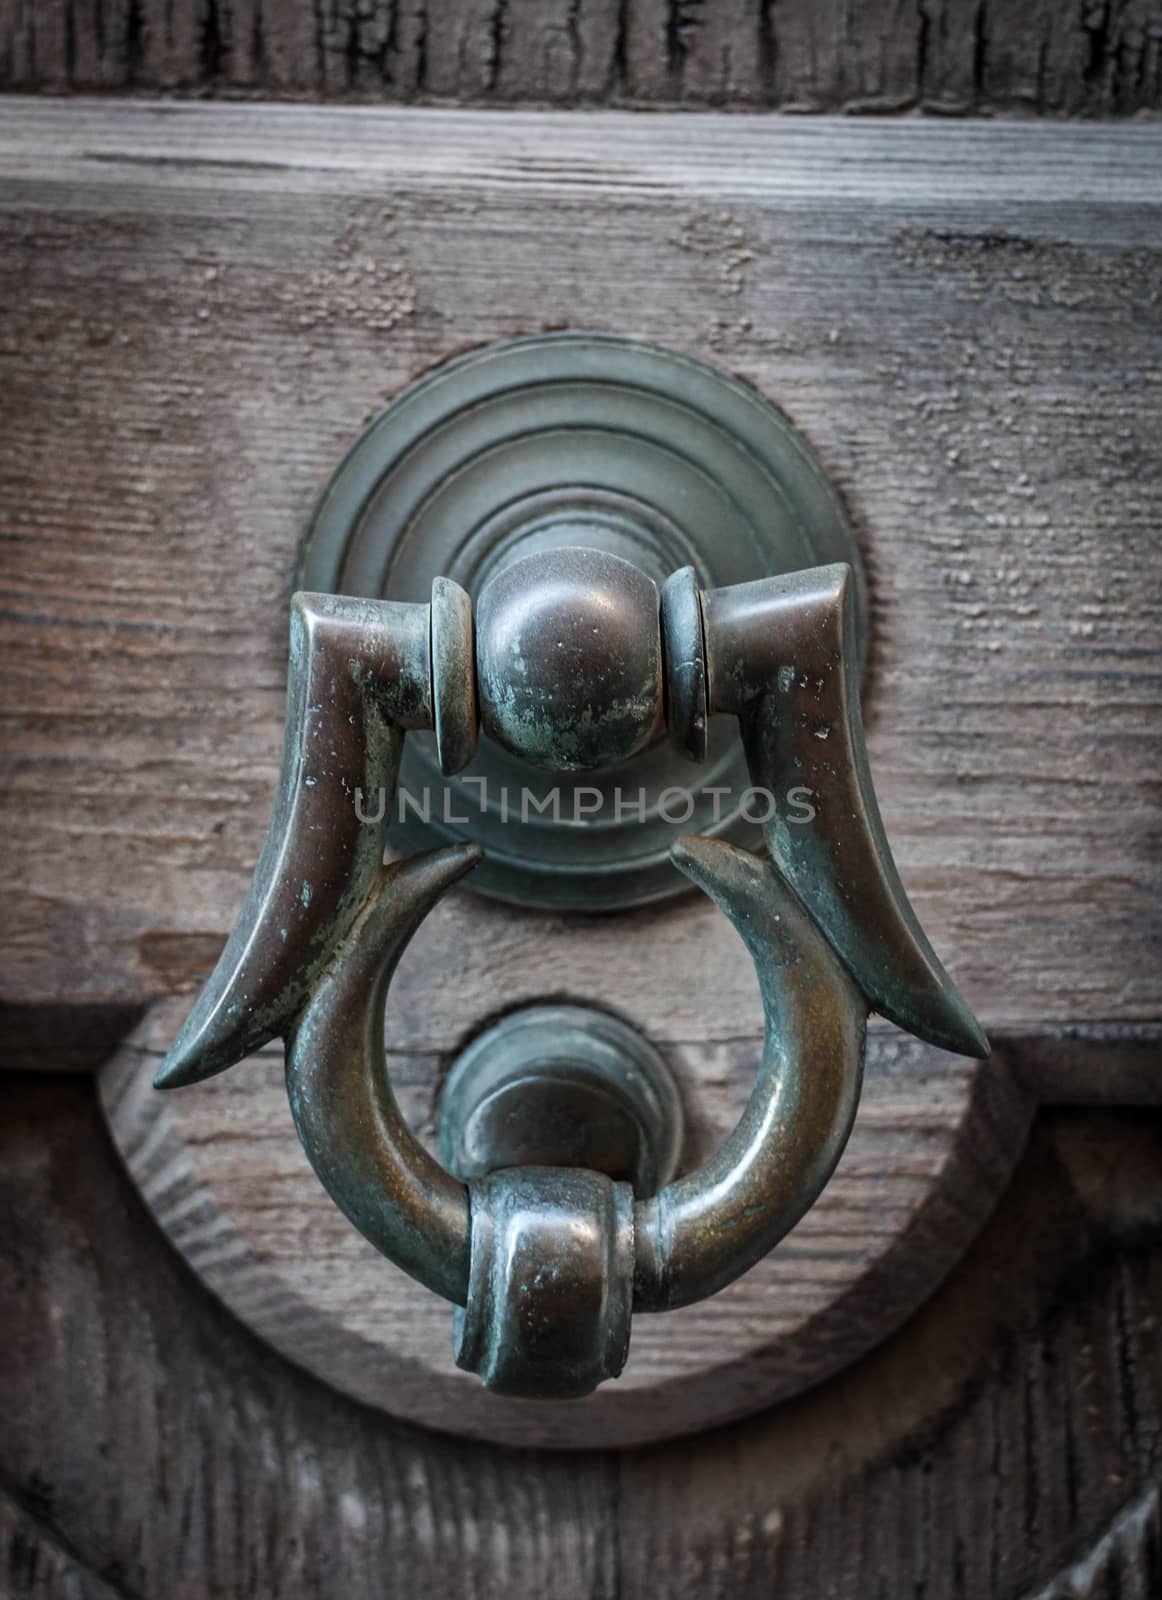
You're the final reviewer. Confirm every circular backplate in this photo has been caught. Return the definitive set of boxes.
[298,334,865,910]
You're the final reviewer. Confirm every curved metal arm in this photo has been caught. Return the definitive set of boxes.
[285,847,480,1306]
[633,836,866,1312]
[156,548,987,1399]
[155,592,434,1089]
[267,828,864,1320]
[696,564,988,1060]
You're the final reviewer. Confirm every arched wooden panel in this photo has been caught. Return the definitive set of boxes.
[3,1077,1161,1598]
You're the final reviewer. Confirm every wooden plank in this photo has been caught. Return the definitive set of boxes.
[92,1001,1162,1446]
[0,102,1159,1044]
[98,1000,1034,1447]
[0,1075,621,1600]
[5,1073,1162,1595]
[0,1491,127,1600]
[2,101,1159,1446]
[615,1108,1162,1599]
[0,1001,145,1074]
[1,0,1160,114]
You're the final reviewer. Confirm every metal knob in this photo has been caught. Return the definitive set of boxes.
[156,548,987,1400]
[475,547,665,771]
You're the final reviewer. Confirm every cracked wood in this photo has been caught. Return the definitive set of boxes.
[1,0,1161,113]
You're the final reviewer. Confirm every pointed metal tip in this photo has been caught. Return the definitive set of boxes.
[672,833,740,887]
[370,843,483,952]
[875,980,991,1061]
[675,836,990,1062]
[900,971,991,1060]
[155,846,483,1094]
[671,835,767,909]
[387,841,483,898]
[944,1005,991,1061]
[670,832,710,873]
[152,1005,245,1090]
[153,1029,211,1091]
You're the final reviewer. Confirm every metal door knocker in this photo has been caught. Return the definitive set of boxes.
[156,335,986,1400]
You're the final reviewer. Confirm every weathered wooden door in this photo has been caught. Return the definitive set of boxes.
[2,8,1161,1596]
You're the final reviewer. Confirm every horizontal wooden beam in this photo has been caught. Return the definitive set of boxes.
[1,99,1160,206]
[1,102,1158,1039]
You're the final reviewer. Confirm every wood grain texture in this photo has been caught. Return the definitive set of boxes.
[3,1074,1161,1598]
[1024,1483,1160,1600]
[0,1491,127,1600]
[614,1107,1162,1600]
[2,101,1160,1452]
[95,1004,1162,1446]
[99,999,1034,1447]
[0,103,1159,1044]
[1,0,1161,114]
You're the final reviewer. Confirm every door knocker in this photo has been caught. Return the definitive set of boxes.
[156,336,986,1400]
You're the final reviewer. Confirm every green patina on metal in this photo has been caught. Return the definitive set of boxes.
[155,338,986,1402]
[155,546,986,1400]
[474,546,663,773]
[438,1004,684,1200]
[297,332,868,912]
